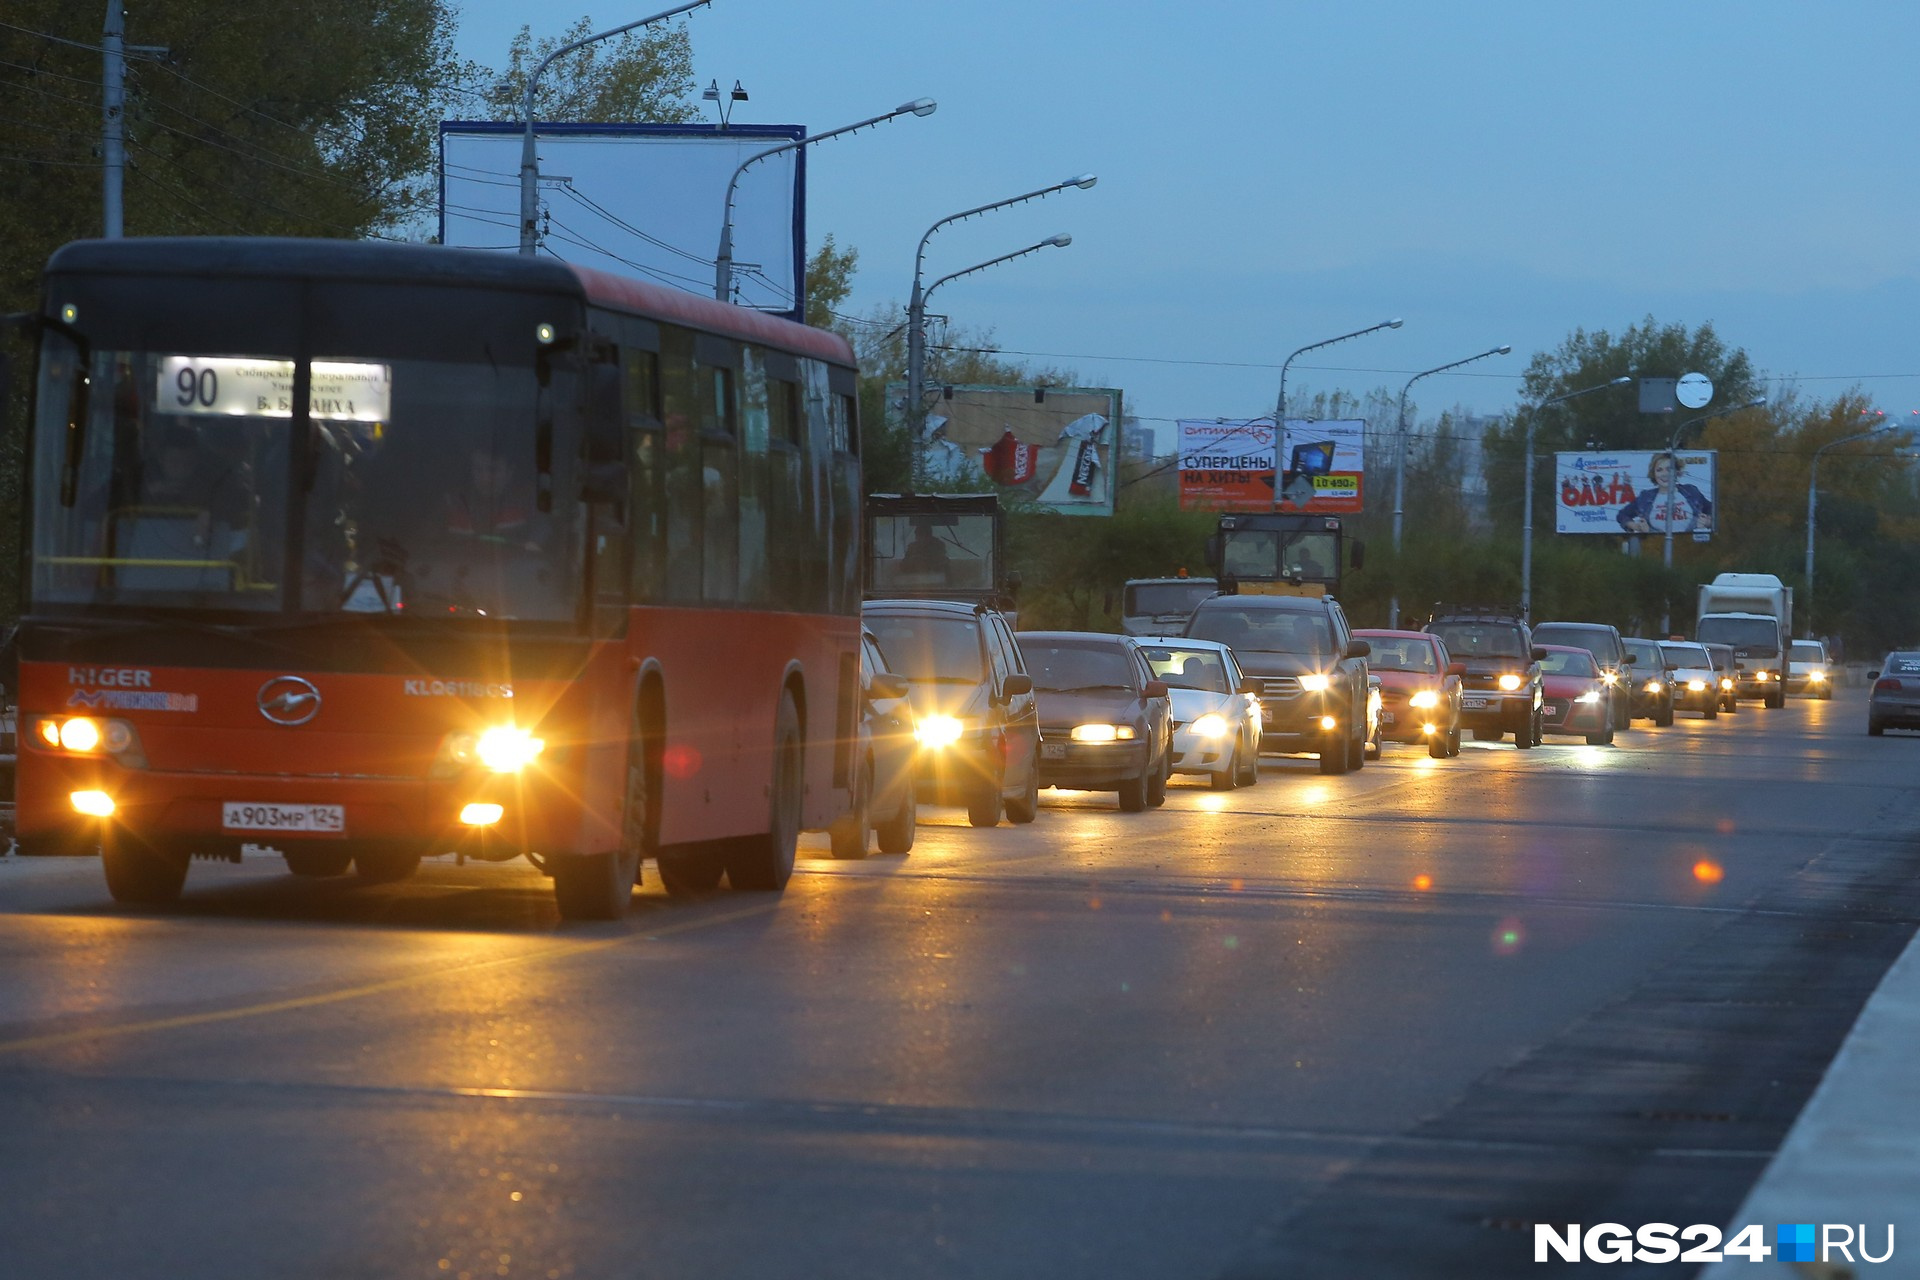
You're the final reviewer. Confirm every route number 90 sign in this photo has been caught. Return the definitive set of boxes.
[155,356,391,423]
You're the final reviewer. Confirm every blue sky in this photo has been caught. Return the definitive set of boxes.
[450,1,1920,440]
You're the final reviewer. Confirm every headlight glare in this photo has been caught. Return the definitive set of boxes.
[1576,691,1602,704]
[1408,690,1439,709]
[58,717,102,752]
[1687,679,1707,692]
[1497,673,1523,691]
[1602,671,1619,685]
[1645,680,1664,693]
[915,715,965,748]
[1072,723,1136,743]
[1298,673,1332,693]
[476,726,544,773]
[1191,713,1229,739]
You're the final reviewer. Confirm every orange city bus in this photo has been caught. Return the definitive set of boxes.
[7,237,864,918]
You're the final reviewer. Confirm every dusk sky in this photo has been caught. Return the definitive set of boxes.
[450,1,1920,441]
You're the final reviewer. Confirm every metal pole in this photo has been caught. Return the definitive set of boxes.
[1275,319,1403,426]
[102,0,125,238]
[519,2,711,256]
[1659,398,1768,633]
[1805,457,1819,639]
[1522,414,1536,620]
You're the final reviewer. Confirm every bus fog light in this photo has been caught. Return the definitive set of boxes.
[70,790,115,817]
[460,803,504,826]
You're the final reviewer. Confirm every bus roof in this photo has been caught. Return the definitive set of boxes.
[43,237,855,367]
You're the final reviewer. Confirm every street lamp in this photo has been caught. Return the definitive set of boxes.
[906,175,1098,486]
[713,97,938,304]
[519,1,713,256]
[1520,376,1634,620]
[1276,319,1403,425]
[1388,344,1511,627]
[922,234,1072,309]
[1805,417,1895,638]
[1654,397,1766,634]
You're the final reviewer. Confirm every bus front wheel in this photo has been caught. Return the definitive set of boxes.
[724,692,803,892]
[101,828,188,905]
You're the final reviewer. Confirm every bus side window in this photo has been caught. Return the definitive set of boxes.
[827,369,860,614]
[696,340,739,605]
[658,326,701,604]
[737,348,772,607]
[624,348,665,603]
[765,350,806,610]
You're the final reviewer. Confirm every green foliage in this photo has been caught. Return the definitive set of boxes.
[804,235,857,329]
[1009,498,1216,631]
[482,17,696,123]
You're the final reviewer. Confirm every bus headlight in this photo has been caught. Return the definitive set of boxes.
[1408,690,1440,710]
[34,716,145,765]
[1497,673,1523,691]
[1190,714,1229,739]
[915,715,966,748]
[475,727,544,773]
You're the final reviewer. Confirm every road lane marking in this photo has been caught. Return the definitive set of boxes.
[0,900,781,1058]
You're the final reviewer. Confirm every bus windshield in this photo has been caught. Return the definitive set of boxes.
[1696,616,1781,653]
[1220,530,1337,581]
[870,513,995,595]
[30,343,576,621]
[1125,581,1216,619]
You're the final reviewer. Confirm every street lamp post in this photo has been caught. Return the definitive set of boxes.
[713,97,937,304]
[1275,318,1403,425]
[1806,421,1895,639]
[906,175,1097,487]
[1520,376,1634,620]
[519,1,712,256]
[1655,397,1767,633]
[1388,344,1511,627]
[922,234,1072,309]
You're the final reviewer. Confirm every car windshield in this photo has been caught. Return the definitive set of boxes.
[1539,649,1597,677]
[1125,581,1216,619]
[865,615,983,682]
[1533,626,1611,658]
[1624,640,1665,667]
[1662,643,1713,668]
[1697,616,1781,650]
[30,344,574,620]
[1428,622,1527,659]
[1024,643,1136,693]
[1142,645,1231,693]
[1189,607,1337,660]
[1359,636,1438,673]
[1790,642,1826,663]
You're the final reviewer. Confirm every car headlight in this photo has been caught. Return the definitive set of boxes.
[1601,671,1619,686]
[1754,671,1771,681]
[1575,691,1602,704]
[1497,673,1523,691]
[915,715,966,748]
[1720,678,1734,690]
[1645,680,1664,694]
[1808,669,1827,682]
[1298,673,1331,693]
[1408,690,1439,709]
[1190,713,1229,739]
[1071,723,1137,743]
[1687,679,1707,692]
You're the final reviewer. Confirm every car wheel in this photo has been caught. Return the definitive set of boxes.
[1654,702,1675,727]
[1703,701,1718,721]
[1613,697,1630,730]
[1319,726,1350,775]
[1514,713,1536,749]
[966,773,1004,827]
[1586,725,1615,746]
[1236,730,1260,786]
[1146,753,1170,807]
[1004,760,1040,825]
[874,771,917,853]
[1117,765,1149,812]
[828,756,872,860]
[1211,740,1239,790]
[284,848,352,877]
[1427,730,1449,759]
[100,828,189,905]
[724,693,805,890]
[1820,686,1833,701]
[1766,687,1786,709]
[1868,718,1886,737]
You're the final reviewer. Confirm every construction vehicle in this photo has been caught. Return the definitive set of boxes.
[864,493,1017,612]
[1204,512,1363,598]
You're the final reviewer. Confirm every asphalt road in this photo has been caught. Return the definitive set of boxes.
[1,688,1916,1279]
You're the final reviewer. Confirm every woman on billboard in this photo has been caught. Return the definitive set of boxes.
[1617,452,1713,534]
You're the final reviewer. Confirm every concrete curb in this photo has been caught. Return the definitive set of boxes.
[1700,924,1920,1277]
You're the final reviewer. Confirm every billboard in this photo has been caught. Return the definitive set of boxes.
[439,121,805,318]
[894,384,1121,516]
[1555,449,1717,536]
[1176,418,1367,512]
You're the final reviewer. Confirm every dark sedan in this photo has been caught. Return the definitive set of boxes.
[1623,637,1675,727]
[1868,652,1920,735]
[1021,632,1173,812]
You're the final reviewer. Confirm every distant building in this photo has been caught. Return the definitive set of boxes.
[1454,415,1498,533]
[1120,418,1160,463]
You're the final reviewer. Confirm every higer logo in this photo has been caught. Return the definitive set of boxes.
[1535,1222,1894,1265]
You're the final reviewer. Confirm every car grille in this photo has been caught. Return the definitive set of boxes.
[1543,697,1571,722]
[1257,676,1302,700]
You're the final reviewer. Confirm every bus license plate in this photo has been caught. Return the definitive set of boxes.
[221,803,345,835]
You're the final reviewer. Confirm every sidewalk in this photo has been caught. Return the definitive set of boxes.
[1701,924,1920,1277]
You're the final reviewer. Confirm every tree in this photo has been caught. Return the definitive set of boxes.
[0,0,466,316]
[480,17,696,123]
[804,235,857,329]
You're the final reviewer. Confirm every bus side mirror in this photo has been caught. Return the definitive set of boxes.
[1350,540,1366,571]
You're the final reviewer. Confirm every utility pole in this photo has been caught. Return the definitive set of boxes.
[102,0,125,238]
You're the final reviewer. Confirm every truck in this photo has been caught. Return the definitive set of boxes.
[1119,575,1219,637]
[1204,512,1363,599]
[864,493,1018,614]
[1695,573,1793,708]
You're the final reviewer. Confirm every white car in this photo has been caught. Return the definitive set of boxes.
[1788,640,1833,699]
[1139,638,1261,790]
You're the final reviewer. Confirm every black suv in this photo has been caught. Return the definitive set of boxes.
[863,599,1041,827]
[1424,606,1544,747]
[1529,621,1632,731]
[1184,593,1371,775]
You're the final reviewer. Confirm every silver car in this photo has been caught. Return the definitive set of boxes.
[1867,652,1920,735]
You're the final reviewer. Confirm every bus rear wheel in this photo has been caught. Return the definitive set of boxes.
[725,692,803,892]
[101,829,188,905]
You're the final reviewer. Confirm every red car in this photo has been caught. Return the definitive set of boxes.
[1537,644,1615,744]
[1352,629,1463,758]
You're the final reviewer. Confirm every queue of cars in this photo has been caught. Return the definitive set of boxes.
[842,591,1852,854]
